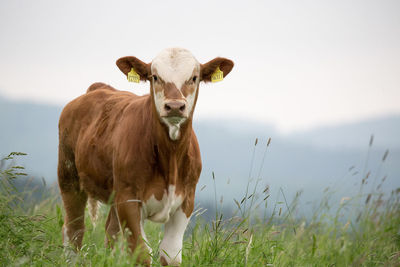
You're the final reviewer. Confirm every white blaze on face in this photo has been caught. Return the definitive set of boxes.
[151,48,200,140]
[153,91,166,115]
[151,48,199,90]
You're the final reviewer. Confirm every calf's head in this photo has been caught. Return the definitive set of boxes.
[116,48,234,140]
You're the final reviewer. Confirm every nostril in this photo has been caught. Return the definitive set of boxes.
[164,104,171,111]
[179,104,186,112]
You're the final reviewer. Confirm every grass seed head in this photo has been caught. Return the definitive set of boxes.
[382,149,389,162]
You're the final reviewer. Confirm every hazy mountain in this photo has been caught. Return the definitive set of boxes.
[194,118,400,210]
[1,96,399,214]
[291,116,400,150]
[0,97,61,180]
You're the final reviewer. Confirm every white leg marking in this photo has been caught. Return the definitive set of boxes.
[88,198,100,227]
[63,226,69,246]
[63,225,77,261]
[159,208,189,266]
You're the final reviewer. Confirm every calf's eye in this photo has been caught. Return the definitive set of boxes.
[153,75,158,82]
[192,76,197,82]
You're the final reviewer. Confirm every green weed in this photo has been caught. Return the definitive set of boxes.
[0,148,399,266]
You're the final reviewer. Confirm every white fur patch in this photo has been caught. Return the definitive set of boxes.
[88,198,100,227]
[159,208,189,266]
[63,226,69,246]
[161,117,185,141]
[154,90,166,114]
[185,90,197,117]
[151,48,200,89]
[151,48,200,140]
[65,160,74,170]
[142,185,183,223]
[154,90,183,140]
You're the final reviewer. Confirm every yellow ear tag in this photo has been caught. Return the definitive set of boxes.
[211,67,224,83]
[127,68,140,83]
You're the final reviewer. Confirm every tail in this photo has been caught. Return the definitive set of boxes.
[88,198,101,227]
[86,82,116,93]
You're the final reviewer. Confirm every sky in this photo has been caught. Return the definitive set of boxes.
[0,0,399,133]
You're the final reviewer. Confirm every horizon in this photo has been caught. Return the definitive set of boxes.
[1,95,399,183]
[1,92,400,136]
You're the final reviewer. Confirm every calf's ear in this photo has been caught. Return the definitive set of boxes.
[200,57,234,82]
[116,56,151,81]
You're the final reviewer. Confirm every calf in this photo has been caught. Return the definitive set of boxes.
[58,48,234,266]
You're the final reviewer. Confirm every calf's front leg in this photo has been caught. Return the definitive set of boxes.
[115,193,151,266]
[159,207,190,266]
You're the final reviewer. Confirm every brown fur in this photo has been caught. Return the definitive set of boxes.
[201,57,234,82]
[58,87,201,263]
[58,52,233,266]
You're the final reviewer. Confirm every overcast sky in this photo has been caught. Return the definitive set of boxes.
[0,0,399,133]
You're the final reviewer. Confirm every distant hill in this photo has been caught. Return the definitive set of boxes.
[291,116,400,150]
[194,118,400,209]
[1,96,399,213]
[0,97,61,180]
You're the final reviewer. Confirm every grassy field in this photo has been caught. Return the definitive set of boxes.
[1,152,399,266]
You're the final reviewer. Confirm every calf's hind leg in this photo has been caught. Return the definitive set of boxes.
[58,151,88,249]
[105,206,121,246]
[60,189,88,249]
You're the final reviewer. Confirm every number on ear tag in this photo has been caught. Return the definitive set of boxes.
[211,67,223,83]
[127,68,140,83]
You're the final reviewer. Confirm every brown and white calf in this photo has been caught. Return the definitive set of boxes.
[58,48,234,265]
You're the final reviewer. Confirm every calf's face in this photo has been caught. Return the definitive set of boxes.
[116,48,234,140]
[150,48,200,140]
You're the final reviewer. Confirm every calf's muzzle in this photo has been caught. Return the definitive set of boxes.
[164,100,186,117]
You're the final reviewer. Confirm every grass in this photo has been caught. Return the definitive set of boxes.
[1,150,399,266]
